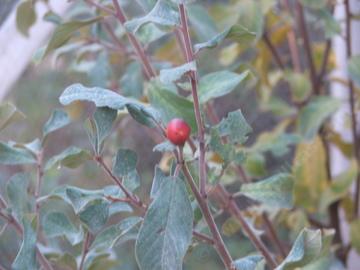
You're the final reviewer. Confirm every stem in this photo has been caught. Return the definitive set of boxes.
[79,231,91,270]
[35,151,44,223]
[85,0,116,16]
[193,230,215,245]
[111,0,156,79]
[316,40,331,90]
[181,164,235,270]
[263,32,285,70]
[262,213,287,258]
[178,3,207,197]
[296,1,318,94]
[215,186,278,268]
[344,0,360,217]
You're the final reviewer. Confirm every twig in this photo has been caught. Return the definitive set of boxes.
[263,32,285,70]
[262,213,287,258]
[178,3,207,198]
[295,1,318,94]
[84,0,116,16]
[79,231,91,270]
[193,230,215,245]
[344,0,360,217]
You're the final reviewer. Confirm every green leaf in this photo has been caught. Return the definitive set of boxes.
[240,173,294,209]
[317,10,341,39]
[0,103,25,132]
[45,147,91,170]
[136,178,193,270]
[159,61,196,85]
[120,62,144,98]
[52,253,77,270]
[6,173,32,221]
[234,255,265,270]
[43,109,70,138]
[350,219,360,254]
[44,17,102,57]
[150,166,168,198]
[112,149,138,177]
[285,71,311,103]
[276,228,335,270]
[243,152,267,178]
[42,212,81,245]
[16,0,36,37]
[91,216,142,251]
[148,81,197,132]
[125,0,179,33]
[79,199,110,234]
[153,140,176,153]
[12,216,37,270]
[216,110,252,144]
[198,70,249,103]
[319,160,358,212]
[348,55,360,87]
[88,52,111,88]
[187,4,218,42]
[136,23,167,45]
[297,96,341,140]
[0,142,36,165]
[126,103,159,128]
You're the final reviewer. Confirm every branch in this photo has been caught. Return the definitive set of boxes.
[263,32,285,70]
[79,231,91,270]
[178,3,207,197]
[193,230,215,245]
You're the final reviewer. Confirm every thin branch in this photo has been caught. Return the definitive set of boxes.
[193,230,215,245]
[79,231,91,270]
[296,1,318,94]
[84,0,116,16]
[263,32,285,70]
[178,3,207,198]
[344,0,360,217]
[262,213,287,259]
[316,39,331,89]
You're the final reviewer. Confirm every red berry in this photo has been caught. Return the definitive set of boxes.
[166,118,191,146]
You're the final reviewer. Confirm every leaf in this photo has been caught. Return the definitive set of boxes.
[319,160,358,212]
[88,51,111,88]
[216,110,252,144]
[16,0,36,37]
[42,212,81,245]
[120,62,144,99]
[79,199,110,234]
[0,103,25,132]
[240,173,294,209]
[244,152,267,178]
[187,4,218,42]
[153,140,176,153]
[350,219,360,254]
[12,216,37,270]
[136,178,193,270]
[348,55,360,87]
[125,0,179,33]
[43,109,70,138]
[234,255,265,270]
[317,10,341,39]
[112,149,138,177]
[6,173,32,221]
[293,136,328,212]
[159,61,196,85]
[150,166,168,199]
[123,170,141,192]
[0,142,36,165]
[45,147,91,170]
[44,17,102,57]
[126,103,159,128]
[91,216,142,251]
[198,70,249,103]
[285,71,311,103]
[136,23,167,44]
[52,253,77,270]
[148,81,197,133]
[297,96,341,140]
[276,228,335,270]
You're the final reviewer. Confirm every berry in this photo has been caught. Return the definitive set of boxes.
[166,118,191,146]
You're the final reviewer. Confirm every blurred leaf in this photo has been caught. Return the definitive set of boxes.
[0,103,25,132]
[276,228,334,270]
[52,253,77,270]
[79,199,110,233]
[137,23,167,44]
[12,216,37,270]
[125,0,179,33]
[0,142,36,165]
[45,147,91,170]
[285,71,311,103]
[293,136,328,212]
[319,160,358,212]
[350,219,360,254]
[348,55,360,87]
[317,10,341,39]
[112,149,138,177]
[91,216,142,251]
[159,61,196,85]
[244,152,266,178]
[150,166,167,198]
[216,110,252,144]
[120,62,144,99]
[123,170,141,192]
[43,10,62,25]
[327,129,353,158]
[297,96,341,140]
[187,4,218,42]
[89,51,111,88]
[240,173,294,209]
[135,0,157,11]
[300,0,327,9]
[126,103,159,128]
[42,212,81,245]
[234,255,265,270]
[86,253,119,270]
[43,109,70,138]
[237,0,264,40]
[16,0,36,37]
[148,81,197,132]
[44,17,102,57]
[6,173,32,222]
[136,177,193,270]
[198,70,249,103]
[153,140,176,153]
